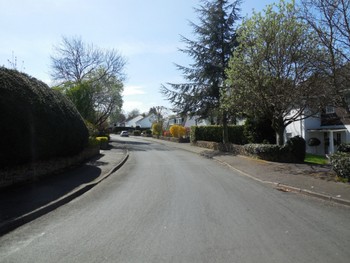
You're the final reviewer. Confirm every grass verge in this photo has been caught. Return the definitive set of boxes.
[304,153,329,165]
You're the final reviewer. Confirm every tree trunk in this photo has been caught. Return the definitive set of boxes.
[273,117,285,146]
[222,110,229,144]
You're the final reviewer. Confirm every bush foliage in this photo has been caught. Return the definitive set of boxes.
[0,67,89,167]
[330,144,350,180]
[330,152,350,180]
[243,136,305,163]
[152,123,163,137]
[170,125,186,138]
[190,125,246,144]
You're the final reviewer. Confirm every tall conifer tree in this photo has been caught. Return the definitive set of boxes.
[161,0,241,143]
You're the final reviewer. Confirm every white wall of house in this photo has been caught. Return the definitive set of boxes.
[183,116,210,127]
[285,113,350,155]
[125,115,143,127]
[136,114,156,128]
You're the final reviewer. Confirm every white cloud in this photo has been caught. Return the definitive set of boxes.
[122,100,146,113]
[123,85,146,96]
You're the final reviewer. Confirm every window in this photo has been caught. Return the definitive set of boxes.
[326,106,335,114]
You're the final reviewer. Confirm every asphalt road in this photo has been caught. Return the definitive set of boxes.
[0,136,349,263]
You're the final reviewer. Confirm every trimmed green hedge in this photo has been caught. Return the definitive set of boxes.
[191,125,247,145]
[0,67,89,167]
[330,143,350,180]
[244,136,306,163]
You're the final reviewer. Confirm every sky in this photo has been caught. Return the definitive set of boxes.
[0,0,277,115]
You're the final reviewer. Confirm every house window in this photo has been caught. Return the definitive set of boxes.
[326,106,335,114]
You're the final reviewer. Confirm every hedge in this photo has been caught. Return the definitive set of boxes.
[191,125,247,145]
[330,143,350,180]
[0,67,89,167]
[244,136,305,163]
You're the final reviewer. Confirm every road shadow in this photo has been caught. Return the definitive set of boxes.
[0,162,102,222]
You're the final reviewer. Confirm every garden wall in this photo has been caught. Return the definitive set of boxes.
[0,146,99,189]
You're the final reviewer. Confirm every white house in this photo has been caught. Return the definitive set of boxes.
[124,115,144,127]
[135,114,157,128]
[285,106,350,155]
[163,115,210,130]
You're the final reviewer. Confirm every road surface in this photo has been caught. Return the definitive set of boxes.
[0,136,349,262]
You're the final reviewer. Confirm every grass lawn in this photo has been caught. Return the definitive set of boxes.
[304,153,329,165]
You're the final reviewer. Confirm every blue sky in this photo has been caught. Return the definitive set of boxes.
[0,0,277,114]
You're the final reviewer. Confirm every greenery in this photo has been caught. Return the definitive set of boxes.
[286,136,306,163]
[190,125,246,145]
[169,125,186,138]
[96,136,108,143]
[337,143,350,153]
[243,136,306,163]
[330,152,350,181]
[133,130,141,136]
[88,136,100,147]
[152,123,163,138]
[50,36,125,130]
[161,0,242,143]
[243,116,276,144]
[304,153,328,165]
[225,0,326,145]
[0,67,89,167]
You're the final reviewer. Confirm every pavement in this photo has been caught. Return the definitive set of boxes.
[1,136,349,235]
[0,140,129,236]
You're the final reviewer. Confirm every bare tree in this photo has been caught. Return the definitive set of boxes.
[50,36,126,85]
[300,0,350,110]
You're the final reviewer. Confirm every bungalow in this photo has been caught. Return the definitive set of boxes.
[163,115,210,130]
[285,106,350,155]
[135,114,157,129]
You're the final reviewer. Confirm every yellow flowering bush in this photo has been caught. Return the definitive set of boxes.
[170,125,186,138]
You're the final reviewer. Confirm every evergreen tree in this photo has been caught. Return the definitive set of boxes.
[161,0,241,143]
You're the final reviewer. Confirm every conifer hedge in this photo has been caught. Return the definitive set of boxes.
[0,67,89,167]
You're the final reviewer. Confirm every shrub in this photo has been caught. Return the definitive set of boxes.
[163,130,171,137]
[88,137,100,147]
[96,136,108,143]
[244,144,281,161]
[285,136,306,163]
[0,67,89,167]
[337,143,350,153]
[243,117,276,143]
[190,125,247,144]
[330,152,350,180]
[96,136,108,149]
[170,125,186,138]
[243,136,305,163]
[133,130,141,136]
[85,121,98,137]
[152,122,163,137]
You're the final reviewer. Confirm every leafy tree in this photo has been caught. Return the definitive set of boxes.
[90,70,123,128]
[161,0,242,143]
[226,0,326,145]
[299,0,350,111]
[50,36,126,129]
[243,116,276,144]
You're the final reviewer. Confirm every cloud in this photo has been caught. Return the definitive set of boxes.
[123,85,146,96]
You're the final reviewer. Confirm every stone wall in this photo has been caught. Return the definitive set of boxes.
[0,146,100,189]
